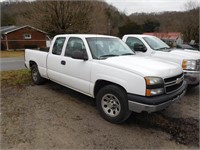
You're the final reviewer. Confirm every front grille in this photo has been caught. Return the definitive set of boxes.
[165,80,183,93]
[164,73,184,93]
[164,73,183,83]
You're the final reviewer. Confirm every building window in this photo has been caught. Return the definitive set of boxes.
[23,34,31,40]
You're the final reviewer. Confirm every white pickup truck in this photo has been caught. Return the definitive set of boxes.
[122,35,200,87]
[25,34,186,123]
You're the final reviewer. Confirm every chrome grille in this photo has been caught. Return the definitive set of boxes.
[164,73,184,94]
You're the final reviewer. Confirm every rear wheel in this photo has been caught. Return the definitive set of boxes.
[96,85,131,124]
[31,64,45,85]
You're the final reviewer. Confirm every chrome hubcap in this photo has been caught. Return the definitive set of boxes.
[101,94,121,117]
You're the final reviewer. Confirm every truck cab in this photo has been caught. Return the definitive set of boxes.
[122,34,200,86]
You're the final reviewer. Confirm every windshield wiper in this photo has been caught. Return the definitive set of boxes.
[155,47,171,52]
[99,54,119,58]
[121,53,134,56]
[156,47,170,50]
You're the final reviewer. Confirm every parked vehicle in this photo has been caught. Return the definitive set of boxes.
[122,34,200,87]
[25,34,186,123]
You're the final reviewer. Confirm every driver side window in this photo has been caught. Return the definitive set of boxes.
[126,37,145,50]
[65,37,86,57]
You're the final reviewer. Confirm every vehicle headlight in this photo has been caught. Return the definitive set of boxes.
[144,77,164,96]
[145,77,164,85]
[146,88,165,96]
[182,59,197,70]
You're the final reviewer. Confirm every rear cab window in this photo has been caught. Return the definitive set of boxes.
[52,37,66,55]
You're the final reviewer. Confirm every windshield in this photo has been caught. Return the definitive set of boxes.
[143,36,170,51]
[86,37,134,59]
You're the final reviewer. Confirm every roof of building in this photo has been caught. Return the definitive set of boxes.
[0,25,47,34]
[143,32,182,40]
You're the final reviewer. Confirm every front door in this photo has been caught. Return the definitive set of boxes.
[60,37,91,94]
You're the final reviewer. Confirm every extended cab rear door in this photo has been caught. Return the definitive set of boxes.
[47,36,91,95]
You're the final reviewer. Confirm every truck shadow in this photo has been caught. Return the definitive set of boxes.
[185,85,199,96]
[44,80,199,147]
[127,112,199,147]
[44,80,96,107]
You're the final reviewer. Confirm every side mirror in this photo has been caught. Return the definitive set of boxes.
[71,50,88,61]
[134,43,147,52]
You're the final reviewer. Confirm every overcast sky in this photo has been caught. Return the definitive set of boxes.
[0,0,197,15]
[105,0,191,15]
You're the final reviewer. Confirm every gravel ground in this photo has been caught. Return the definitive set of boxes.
[1,81,199,149]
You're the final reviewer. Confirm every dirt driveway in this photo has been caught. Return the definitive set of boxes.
[1,81,199,149]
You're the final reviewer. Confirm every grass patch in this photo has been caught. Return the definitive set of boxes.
[1,69,32,87]
[0,50,25,58]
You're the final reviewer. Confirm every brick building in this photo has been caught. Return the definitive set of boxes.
[1,25,48,50]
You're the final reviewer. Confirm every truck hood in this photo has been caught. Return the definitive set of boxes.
[152,49,200,66]
[170,49,200,60]
[184,49,200,54]
[98,55,182,78]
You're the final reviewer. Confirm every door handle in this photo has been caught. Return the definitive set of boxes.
[61,60,66,65]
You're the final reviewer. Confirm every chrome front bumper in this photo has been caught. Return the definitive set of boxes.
[184,70,200,85]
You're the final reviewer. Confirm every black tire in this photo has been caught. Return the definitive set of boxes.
[96,85,131,124]
[31,64,45,85]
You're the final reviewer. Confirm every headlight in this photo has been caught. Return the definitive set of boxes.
[182,59,197,70]
[145,77,164,85]
[146,88,164,96]
[144,77,164,96]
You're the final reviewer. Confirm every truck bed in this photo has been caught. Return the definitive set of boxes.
[25,49,48,78]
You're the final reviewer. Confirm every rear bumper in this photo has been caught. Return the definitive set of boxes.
[128,81,187,113]
[184,70,199,85]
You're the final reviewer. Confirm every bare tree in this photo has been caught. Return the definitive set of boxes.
[88,1,109,34]
[184,0,200,11]
[21,1,93,35]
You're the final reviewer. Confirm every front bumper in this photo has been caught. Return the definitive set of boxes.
[128,81,187,113]
[184,70,200,85]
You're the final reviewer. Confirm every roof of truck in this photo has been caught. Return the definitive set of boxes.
[124,34,153,37]
[54,34,118,38]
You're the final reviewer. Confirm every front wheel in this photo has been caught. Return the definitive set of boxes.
[31,64,45,85]
[96,85,131,124]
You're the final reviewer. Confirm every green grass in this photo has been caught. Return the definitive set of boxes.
[1,69,32,87]
[0,50,25,58]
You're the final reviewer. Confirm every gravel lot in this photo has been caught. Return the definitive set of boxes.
[1,81,199,149]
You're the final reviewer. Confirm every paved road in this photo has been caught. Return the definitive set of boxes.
[0,57,26,71]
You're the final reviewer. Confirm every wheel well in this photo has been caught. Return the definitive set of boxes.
[29,61,37,68]
[94,80,127,98]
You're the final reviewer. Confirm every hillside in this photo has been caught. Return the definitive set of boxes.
[1,0,199,42]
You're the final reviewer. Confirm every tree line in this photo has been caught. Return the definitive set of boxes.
[1,0,199,43]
